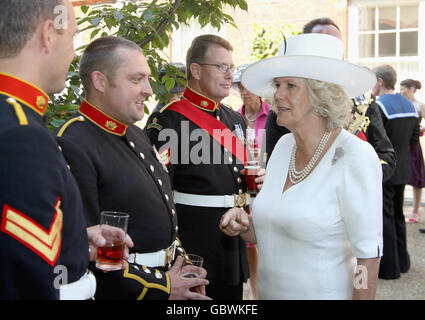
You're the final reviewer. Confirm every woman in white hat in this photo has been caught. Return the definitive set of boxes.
[220,33,383,299]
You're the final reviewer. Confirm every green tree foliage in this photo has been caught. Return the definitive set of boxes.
[47,0,248,131]
[250,22,300,62]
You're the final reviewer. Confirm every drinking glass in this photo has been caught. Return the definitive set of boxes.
[95,211,129,271]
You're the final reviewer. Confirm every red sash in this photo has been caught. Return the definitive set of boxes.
[167,100,248,164]
[357,130,367,142]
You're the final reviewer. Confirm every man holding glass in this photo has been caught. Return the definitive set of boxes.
[0,0,97,300]
[56,36,209,300]
[146,34,265,300]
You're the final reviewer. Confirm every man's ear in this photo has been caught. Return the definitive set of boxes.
[91,71,108,94]
[40,19,56,55]
[190,63,201,81]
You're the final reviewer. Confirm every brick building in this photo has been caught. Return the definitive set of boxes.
[71,0,425,103]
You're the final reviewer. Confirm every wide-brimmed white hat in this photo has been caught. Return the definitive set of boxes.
[241,33,376,99]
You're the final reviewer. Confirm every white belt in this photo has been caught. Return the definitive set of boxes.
[173,191,250,208]
[60,272,96,300]
[128,241,177,268]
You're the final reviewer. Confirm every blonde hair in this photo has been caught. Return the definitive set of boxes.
[306,79,351,130]
[271,78,351,131]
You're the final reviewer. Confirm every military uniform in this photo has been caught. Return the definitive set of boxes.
[56,100,184,300]
[145,86,250,300]
[375,93,420,279]
[348,93,396,182]
[0,73,89,299]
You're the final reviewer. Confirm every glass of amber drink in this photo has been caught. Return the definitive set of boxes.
[180,254,204,279]
[95,211,129,271]
[244,160,260,196]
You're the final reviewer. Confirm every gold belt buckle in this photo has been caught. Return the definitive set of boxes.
[233,192,247,208]
[164,241,177,267]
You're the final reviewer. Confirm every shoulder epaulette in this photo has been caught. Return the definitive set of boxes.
[6,98,28,126]
[159,100,179,113]
[57,116,85,137]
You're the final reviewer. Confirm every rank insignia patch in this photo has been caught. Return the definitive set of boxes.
[147,117,163,131]
[1,200,63,266]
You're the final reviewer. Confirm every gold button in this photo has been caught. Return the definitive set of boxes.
[140,152,145,159]
[217,116,220,121]
[165,194,169,201]
[129,141,135,148]
[201,101,209,108]
[158,179,162,186]
[228,156,233,163]
[237,177,242,183]
[233,166,238,172]
[150,165,155,172]
[58,146,62,152]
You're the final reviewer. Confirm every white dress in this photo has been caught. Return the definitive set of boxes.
[252,129,383,299]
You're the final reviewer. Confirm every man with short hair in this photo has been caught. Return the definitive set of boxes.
[146,34,251,300]
[56,36,210,300]
[0,0,93,299]
[372,64,420,279]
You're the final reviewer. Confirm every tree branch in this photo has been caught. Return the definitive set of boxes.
[137,0,183,48]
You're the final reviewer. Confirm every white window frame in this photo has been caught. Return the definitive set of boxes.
[349,1,421,62]
[348,0,425,101]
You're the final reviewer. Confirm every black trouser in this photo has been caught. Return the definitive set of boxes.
[206,282,243,300]
[379,184,411,279]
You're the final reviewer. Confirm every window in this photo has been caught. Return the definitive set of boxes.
[358,4,419,58]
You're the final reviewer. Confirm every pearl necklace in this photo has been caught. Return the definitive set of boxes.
[288,130,331,184]
[244,113,257,122]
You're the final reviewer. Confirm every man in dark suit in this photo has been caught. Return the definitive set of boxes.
[146,34,252,300]
[372,64,420,279]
